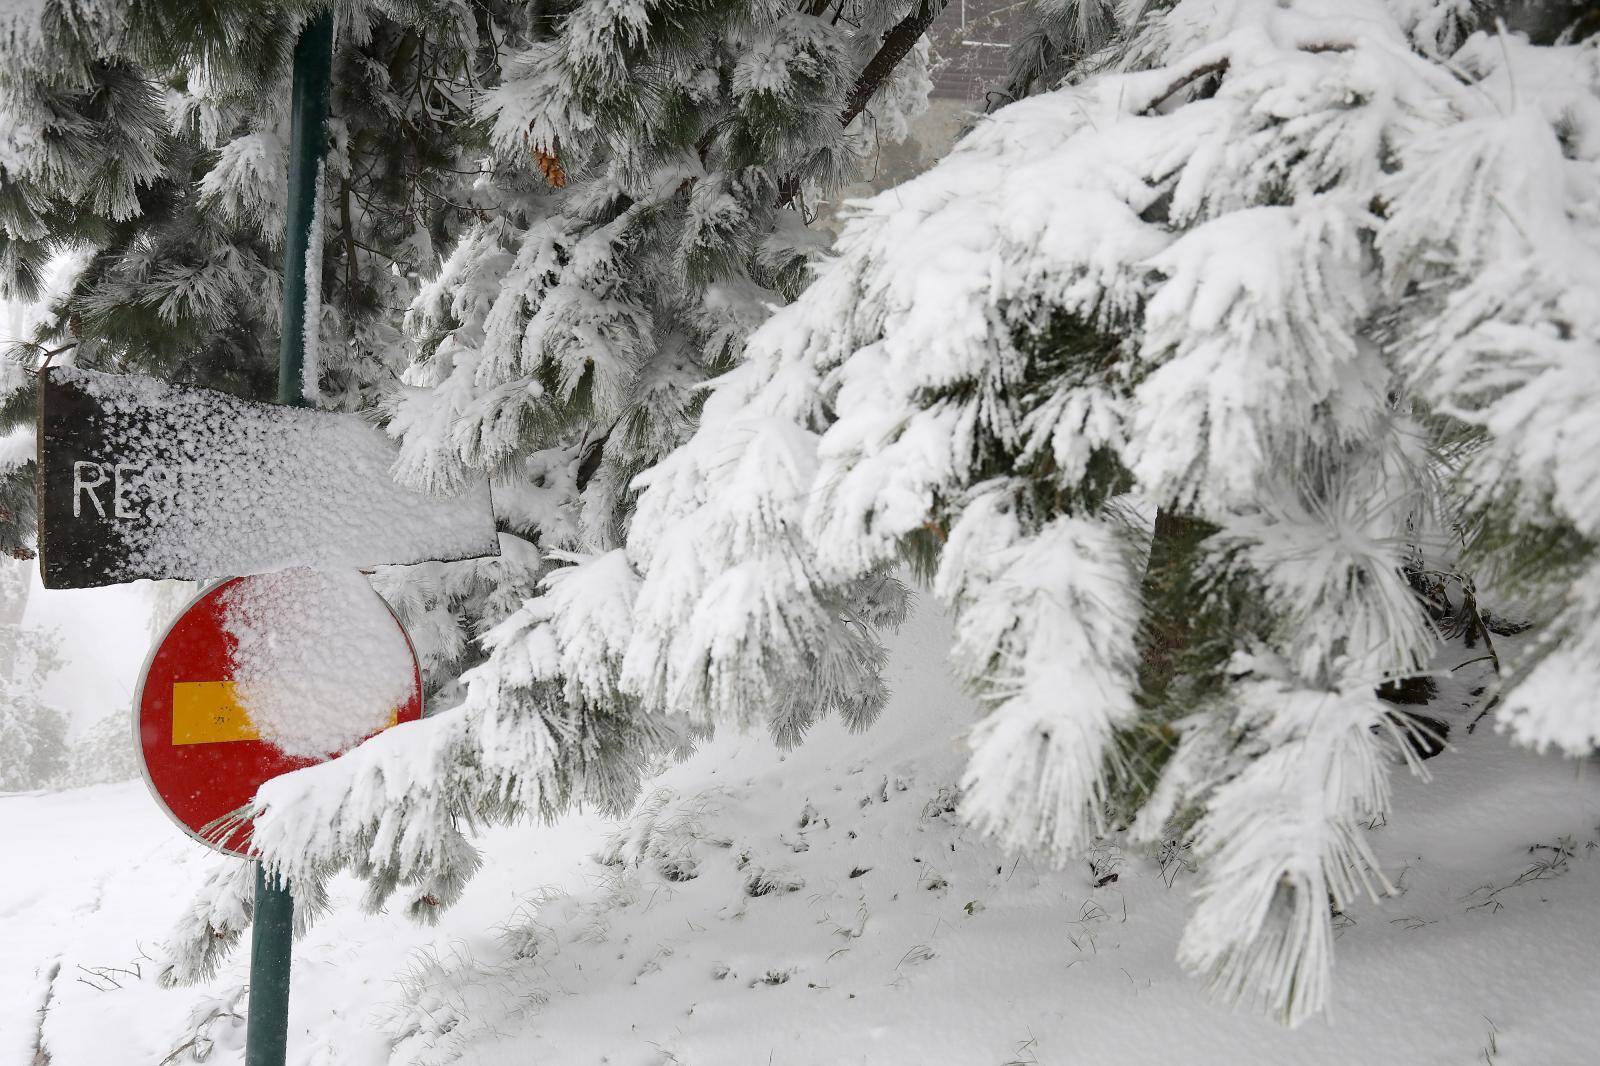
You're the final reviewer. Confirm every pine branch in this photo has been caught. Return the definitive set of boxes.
[8,340,78,369]
[576,430,609,492]
[838,0,950,129]
[1140,58,1229,115]
[1139,42,1350,115]
[777,0,951,208]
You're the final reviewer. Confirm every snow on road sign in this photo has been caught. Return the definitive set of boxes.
[135,575,423,857]
[36,365,499,589]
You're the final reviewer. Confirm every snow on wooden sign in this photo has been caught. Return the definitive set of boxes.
[37,366,498,589]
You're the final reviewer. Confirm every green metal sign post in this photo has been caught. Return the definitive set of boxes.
[245,12,333,1066]
[276,12,334,411]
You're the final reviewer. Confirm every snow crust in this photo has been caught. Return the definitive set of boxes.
[48,366,498,580]
[220,569,415,758]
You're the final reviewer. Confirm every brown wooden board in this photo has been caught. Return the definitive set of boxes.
[37,367,498,589]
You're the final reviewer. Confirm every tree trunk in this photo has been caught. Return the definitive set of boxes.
[1136,508,1215,703]
[838,1,951,129]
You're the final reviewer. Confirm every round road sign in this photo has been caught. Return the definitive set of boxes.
[134,575,422,857]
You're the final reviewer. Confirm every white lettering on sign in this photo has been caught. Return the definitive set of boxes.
[69,460,206,522]
[73,462,109,518]
[113,462,144,520]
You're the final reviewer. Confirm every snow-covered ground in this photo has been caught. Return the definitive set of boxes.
[5,602,1598,1065]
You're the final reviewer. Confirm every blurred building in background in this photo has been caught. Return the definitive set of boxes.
[929,0,1022,105]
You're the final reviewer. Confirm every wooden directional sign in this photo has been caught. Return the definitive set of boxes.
[136,576,423,857]
[37,366,498,589]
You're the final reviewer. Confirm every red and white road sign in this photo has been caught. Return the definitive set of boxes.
[134,575,422,857]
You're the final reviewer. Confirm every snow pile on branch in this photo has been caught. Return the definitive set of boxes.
[940,502,1142,859]
[1170,663,1401,1018]
[244,712,486,922]
[221,569,415,758]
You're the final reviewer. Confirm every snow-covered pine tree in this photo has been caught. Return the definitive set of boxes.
[0,0,272,469]
[0,559,68,790]
[161,1,940,982]
[606,0,1600,1024]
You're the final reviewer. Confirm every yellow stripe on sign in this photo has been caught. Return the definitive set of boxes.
[172,681,260,744]
[171,681,404,745]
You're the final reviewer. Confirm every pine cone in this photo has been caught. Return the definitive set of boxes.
[534,147,566,189]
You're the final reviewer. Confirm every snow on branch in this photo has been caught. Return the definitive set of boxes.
[1178,673,1401,1025]
[942,495,1143,859]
